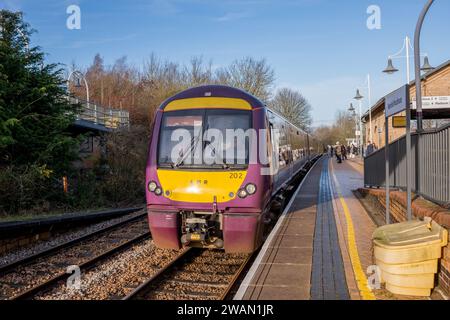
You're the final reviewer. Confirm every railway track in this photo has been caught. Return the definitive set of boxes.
[1,157,321,301]
[0,213,149,300]
[123,248,253,301]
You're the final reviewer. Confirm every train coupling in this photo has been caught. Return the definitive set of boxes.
[181,232,206,245]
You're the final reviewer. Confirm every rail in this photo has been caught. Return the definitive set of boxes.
[69,97,130,129]
[364,123,450,205]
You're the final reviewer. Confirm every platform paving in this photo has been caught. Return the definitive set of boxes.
[236,156,379,300]
[238,157,323,300]
[311,162,350,300]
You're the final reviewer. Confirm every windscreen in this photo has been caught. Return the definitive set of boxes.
[158,109,251,169]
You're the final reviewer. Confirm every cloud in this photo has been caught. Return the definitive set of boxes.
[214,12,250,22]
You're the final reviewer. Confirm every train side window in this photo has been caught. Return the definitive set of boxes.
[267,121,273,159]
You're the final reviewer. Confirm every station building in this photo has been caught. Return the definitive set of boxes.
[362,60,450,148]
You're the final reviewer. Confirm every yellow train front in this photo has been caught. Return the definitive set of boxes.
[146,85,320,253]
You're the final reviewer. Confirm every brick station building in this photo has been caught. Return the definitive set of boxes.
[362,60,450,148]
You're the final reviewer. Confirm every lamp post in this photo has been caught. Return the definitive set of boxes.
[352,75,373,145]
[354,89,364,158]
[67,70,95,123]
[415,0,435,133]
[348,103,359,156]
[367,74,373,144]
[382,35,434,221]
[382,35,434,94]
[414,0,435,204]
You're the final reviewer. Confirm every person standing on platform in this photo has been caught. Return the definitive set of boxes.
[341,144,347,160]
[366,141,374,157]
[335,142,342,163]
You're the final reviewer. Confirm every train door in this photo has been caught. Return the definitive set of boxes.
[269,121,279,189]
[287,124,294,179]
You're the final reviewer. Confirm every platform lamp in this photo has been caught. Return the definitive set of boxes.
[382,36,434,85]
[383,35,434,221]
[353,89,364,158]
[66,70,94,123]
[348,103,358,154]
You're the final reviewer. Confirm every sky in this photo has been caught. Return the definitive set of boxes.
[1,0,449,127]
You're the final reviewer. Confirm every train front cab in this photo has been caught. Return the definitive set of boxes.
[146,88,269,253]
[146,86,319,253]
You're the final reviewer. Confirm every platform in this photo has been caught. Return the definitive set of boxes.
[235,156,377,300]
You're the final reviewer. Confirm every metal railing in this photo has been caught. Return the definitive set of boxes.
[69,97,130,129]
[364,124,450,205]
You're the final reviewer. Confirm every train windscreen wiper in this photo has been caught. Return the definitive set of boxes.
[173,124,206,168]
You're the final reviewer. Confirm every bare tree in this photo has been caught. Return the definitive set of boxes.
[269,88,312,131]
[313,110,356,146]
[215,57,275,101]
[71,54,280,128]
[183,56,213,86]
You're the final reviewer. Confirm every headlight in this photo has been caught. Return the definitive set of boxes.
[154,187,163,196]
[238,189,248,198]
[245,183,257,195]
[148,181,157,192]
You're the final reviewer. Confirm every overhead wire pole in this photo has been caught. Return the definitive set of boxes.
[414,0,435,200]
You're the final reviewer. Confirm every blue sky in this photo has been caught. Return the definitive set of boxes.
[1,0,449,126]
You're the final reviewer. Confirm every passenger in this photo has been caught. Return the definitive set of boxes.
[351,143,358,157]
[341,144,347,160]
[335,142,342,163]
[366,141,374,157]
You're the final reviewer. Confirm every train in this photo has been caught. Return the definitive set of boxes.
[145,85,322,253]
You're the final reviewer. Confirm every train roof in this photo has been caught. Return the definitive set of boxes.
[158,85,265,111]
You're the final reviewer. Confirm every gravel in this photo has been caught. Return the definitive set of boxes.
[36,240,179,300]
[0,210,145,267]
[140,250,249,301]
[0,218,149,299]
[34,248,249,301]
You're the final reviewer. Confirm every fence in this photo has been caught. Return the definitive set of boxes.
[69,97,130,129]
[364,124,450,205]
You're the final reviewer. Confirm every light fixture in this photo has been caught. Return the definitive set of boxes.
[154,187,163,196]
[238,189,248,198]
[354,89,364,101]
[383,58,399,74]
[245,183,257,195]
[74,77,83,88]
[421,56,434,72]
[148,181,157,192]
[348,103,355,113]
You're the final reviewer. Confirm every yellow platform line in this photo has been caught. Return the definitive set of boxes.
[330,164,376,300]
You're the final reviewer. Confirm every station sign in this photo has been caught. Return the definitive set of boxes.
[385,85,410,118]
[411,96,450,110]
[392,116,406,128]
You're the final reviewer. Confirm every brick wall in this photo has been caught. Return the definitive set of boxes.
[359,188,450,297]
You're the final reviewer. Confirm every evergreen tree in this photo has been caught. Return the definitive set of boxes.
[0,10,81,174]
